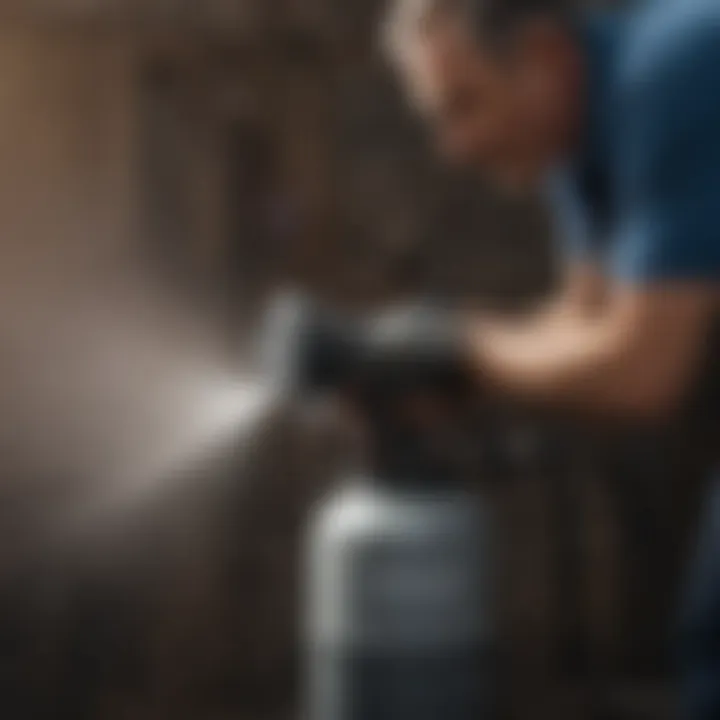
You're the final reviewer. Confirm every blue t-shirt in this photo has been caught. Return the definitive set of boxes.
[549,0,720,284]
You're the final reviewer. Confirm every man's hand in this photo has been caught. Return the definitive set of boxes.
[467,282,718,422]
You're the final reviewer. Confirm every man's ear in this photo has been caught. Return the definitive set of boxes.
[512,18,582,114]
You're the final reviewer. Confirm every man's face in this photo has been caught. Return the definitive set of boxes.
[399,17,579,192]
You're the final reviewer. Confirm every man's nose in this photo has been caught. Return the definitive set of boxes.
[439,132,479,166]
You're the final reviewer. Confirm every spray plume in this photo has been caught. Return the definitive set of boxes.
[0,262,283,561]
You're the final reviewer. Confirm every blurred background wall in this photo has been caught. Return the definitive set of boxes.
[0,2,705,719]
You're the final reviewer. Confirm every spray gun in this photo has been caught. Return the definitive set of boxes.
[264,292,480,476]
[263,292,500,720]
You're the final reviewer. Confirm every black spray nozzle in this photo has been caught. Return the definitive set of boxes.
[263,291,359,397]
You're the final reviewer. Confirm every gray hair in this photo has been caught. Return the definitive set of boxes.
[381,0,571,64]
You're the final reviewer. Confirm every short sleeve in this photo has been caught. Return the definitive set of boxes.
[609,15,720,283]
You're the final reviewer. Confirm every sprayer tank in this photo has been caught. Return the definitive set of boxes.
[304,479,497,720]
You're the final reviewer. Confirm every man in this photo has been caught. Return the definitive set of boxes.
[379,0,720,716]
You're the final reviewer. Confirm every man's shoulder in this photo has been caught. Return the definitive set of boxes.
[616,0,720,100]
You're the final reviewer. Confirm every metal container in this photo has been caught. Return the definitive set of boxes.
[305,476,497,720]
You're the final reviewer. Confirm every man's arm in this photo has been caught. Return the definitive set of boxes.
[467,282,717,420]
[468,16,720,423]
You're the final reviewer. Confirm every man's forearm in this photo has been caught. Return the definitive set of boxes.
[464,313,674,419]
